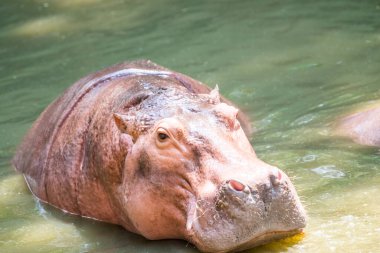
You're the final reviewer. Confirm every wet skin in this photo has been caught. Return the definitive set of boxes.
[12,60,306,253]
[336,103,380,147]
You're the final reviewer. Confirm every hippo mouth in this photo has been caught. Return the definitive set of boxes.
[229,228,304,252]
[188,225,305,253]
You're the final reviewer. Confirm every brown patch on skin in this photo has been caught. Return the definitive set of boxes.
[137,150,151,178]
[123,92,151,110]
[188,132,225,163]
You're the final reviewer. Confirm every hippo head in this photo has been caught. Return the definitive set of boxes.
[113,85,306,252]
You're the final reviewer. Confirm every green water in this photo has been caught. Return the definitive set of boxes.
[1,0,380,252]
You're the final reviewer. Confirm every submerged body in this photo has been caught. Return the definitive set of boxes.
[336,102,380,147]
[13,60,306,252]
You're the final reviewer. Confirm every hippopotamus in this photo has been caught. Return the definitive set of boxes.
[336,103,380,147]
[12,60,306,252]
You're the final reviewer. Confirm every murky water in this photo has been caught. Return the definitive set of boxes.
[1,0,380,252]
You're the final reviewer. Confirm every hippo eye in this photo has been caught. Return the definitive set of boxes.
[156,128,170,143]
[158,133,169,141]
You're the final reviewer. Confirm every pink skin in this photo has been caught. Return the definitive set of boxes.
[13,60,306,253]
[336,103,380,147]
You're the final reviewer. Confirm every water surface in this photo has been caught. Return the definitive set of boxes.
[1,0,380,252]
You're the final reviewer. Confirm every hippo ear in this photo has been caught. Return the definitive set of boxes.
[209,84,220,104]
[113,113,135,133]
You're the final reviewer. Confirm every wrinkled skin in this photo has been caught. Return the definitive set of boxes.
[336,102,380,147]
[13,60,306,252]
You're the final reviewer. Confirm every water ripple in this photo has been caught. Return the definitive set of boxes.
[311,165,346,178]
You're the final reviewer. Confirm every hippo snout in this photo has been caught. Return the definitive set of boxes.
[226,168,283,192]
[191,166,306,253]
[220,168,284,200]
[214,167,300,220]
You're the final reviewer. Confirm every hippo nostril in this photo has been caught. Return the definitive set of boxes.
[228,179,245,191]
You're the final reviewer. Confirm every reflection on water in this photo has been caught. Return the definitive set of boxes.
[1,0,379,252]
[11,15,72,37]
